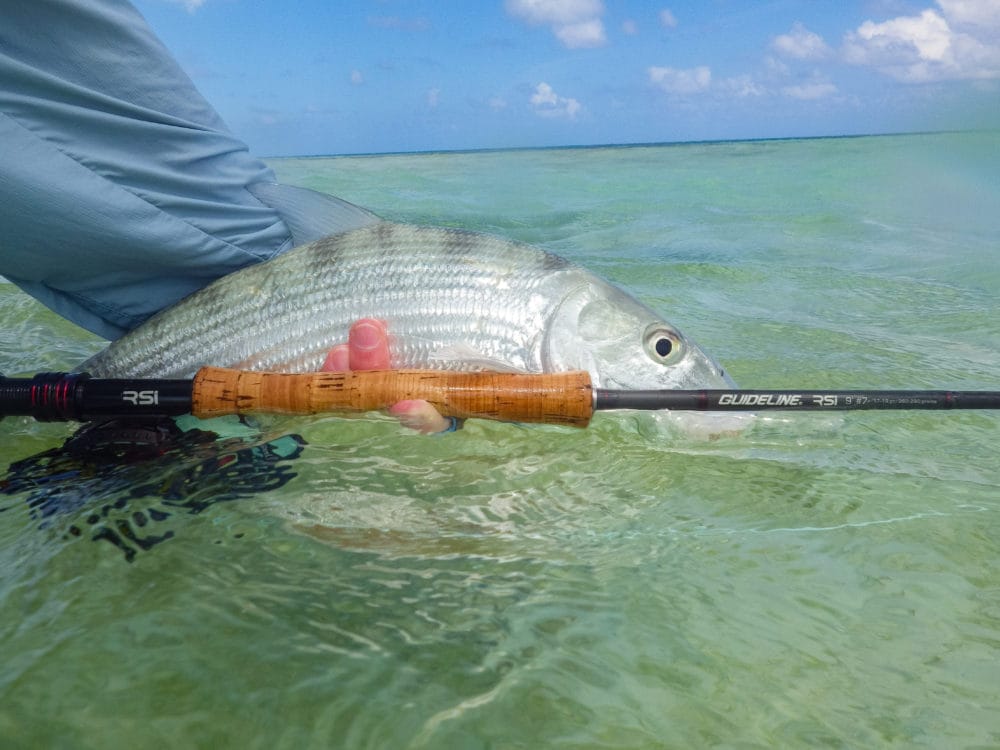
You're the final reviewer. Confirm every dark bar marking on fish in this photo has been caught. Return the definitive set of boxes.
[441,227,482,259]
[540,251,572,272]
[307,235,345,277]
[373,221,395,248]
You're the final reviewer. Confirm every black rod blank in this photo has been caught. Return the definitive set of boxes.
[0,372,192,421]
[3,371,1000,424]
[594,389,1000,412]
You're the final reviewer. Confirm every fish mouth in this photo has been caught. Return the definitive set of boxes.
[686,343,736,389]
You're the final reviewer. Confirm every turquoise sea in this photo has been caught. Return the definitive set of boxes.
[2,131,999,748]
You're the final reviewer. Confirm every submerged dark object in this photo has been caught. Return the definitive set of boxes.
[1,418,305,562]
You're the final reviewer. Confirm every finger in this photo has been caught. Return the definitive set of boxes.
[348,318,391,370]
[320,320,454,434]
[322,344,350,372]
[388,400,454,434]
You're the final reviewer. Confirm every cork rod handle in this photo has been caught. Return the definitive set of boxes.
[191,367,595,427]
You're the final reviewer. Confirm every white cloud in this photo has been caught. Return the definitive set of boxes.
[843,3,1000,82]
[772,22,831,60]
[937,0,1000,28]
[555,19,606,48]
[782,81,838,99]
[350,69,364,85]
[489,96,508,111]
[427,88,441,108]
[506,0,607,48]
[622,19,638,35]
[765,55,791,76]
[530,82,581,118]
[164,0,206,11]
[648,65,712,94]
[723,74,767,98]
[660,9,678,29]
[848,10,952,63]
[505,0,602,25]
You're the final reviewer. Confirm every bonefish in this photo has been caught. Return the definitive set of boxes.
[82,186,734,396]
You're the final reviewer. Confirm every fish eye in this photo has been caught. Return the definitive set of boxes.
[643,325,682,364]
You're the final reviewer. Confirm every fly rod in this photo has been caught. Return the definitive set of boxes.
[3,368,1000,427]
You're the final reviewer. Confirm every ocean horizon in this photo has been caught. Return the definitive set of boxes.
[267,126,989,160]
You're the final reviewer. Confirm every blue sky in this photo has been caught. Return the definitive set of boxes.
[132,0,1000,156]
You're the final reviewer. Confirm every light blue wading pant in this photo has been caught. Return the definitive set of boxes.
[0,0,296,341]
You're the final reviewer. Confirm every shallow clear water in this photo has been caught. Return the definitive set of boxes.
[2,132,999,748]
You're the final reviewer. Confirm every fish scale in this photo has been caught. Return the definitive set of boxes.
[83,224,562,378]
[81,221,734,394]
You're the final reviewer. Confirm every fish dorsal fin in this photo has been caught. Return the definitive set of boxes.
[248,181,381,247]
[428,343,528,374]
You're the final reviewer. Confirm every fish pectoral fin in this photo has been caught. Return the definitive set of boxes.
[427,344,528,373]
[247,182,381,247]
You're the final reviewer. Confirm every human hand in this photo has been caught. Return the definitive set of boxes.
[322,318,456,434]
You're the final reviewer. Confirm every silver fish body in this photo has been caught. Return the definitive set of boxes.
[81,222,734,392]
